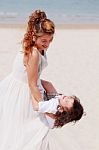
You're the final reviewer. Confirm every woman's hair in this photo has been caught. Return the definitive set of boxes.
[54,96,84,128]
[22,10,55,55]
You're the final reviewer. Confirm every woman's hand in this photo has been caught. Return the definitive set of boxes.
[32,96,39,111]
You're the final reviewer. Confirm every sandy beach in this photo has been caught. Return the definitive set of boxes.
[0,24,99,150]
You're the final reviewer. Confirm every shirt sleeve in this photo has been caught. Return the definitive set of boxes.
[38,96,59,114]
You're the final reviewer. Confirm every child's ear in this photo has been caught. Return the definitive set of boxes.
[58,106,64,112]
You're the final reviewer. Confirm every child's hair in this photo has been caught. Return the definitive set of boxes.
[54,95,84,128]
[22,10,55,55]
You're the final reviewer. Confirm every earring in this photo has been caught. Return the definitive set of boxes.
[33,36,36,42]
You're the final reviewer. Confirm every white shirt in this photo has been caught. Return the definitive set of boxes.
[38,96,60,128]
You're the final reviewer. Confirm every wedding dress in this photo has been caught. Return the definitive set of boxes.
[0,50,50,150]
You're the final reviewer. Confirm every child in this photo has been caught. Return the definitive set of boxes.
[32,93,84,128]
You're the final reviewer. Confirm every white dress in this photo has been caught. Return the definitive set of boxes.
[0,50,51,150]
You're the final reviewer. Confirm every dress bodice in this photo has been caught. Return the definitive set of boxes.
[11,50,48,96]
[12,50,48,83]
[10,50,54,128]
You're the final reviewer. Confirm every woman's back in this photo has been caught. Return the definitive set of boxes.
[11,50,48,84]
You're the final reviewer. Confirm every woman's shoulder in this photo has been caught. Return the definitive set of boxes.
[24,48,40,64]
[31,47,39,58]
[23,48,41,67]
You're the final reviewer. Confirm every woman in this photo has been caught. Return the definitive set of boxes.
[0,10,56,150]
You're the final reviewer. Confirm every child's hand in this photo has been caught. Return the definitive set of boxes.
[45,113,56,119]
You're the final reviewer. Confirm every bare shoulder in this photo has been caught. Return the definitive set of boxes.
[23,48,40,67]
[28,48,40,64]
[31,48,39,59]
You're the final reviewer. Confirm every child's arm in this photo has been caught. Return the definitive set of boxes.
[45,112,56,119]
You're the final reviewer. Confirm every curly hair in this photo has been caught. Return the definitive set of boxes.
[54,96,84,128]
[22,10,55,55]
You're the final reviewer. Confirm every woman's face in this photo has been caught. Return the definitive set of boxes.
[35,34,53,52]
[59,96,74,112]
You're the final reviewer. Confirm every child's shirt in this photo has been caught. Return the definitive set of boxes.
[38,95,60,128]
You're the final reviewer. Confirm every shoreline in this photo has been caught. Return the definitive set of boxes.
[0,23,99,29]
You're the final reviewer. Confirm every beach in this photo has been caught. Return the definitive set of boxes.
[0,24,99,150]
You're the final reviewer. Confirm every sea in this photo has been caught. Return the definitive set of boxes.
[0,0,99,24]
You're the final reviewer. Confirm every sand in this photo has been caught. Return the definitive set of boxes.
[0,24,99,150]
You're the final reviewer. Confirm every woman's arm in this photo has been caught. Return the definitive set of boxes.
[25,49,43,102]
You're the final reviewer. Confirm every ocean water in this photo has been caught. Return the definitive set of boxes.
[0,0,99,24]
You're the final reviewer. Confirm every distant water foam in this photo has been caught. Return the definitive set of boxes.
[0,11,99,24]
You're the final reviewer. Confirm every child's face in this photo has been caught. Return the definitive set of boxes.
[35,33,53,52]
[59,96,74,112]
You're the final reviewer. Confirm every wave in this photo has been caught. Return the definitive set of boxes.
[0,12,19,18]
[0,11,99,24]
